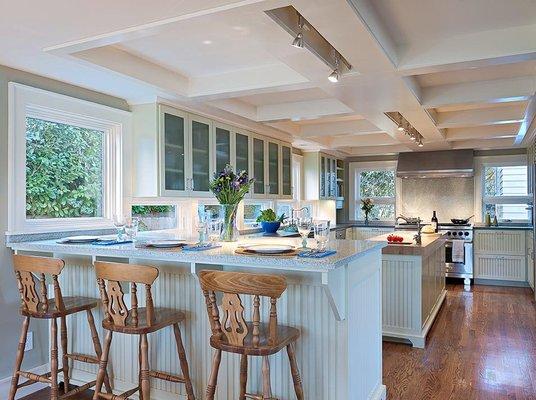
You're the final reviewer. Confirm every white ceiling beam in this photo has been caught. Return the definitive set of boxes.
[256,98,353,122]
[450,138,518,150]
[299,119,382,138]
[515,96,536,145]
[398,24,536,75]
[341,144,411,156]
[329,133,396,148]
[206,98,258,121]
[446,124,520,141]
[422,76,536,108]
[435,104,527,128]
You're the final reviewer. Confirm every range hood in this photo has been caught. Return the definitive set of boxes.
[396,150,474,178]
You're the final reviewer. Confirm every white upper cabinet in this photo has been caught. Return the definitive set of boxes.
[131,103,291,199]
[303,151,340,200]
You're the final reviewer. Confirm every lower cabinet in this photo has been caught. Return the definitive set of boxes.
[350,227,394,240]
[474,254,526,282]
[528,231,534,290]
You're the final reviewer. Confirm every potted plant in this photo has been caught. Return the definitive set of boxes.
[361,198,374,225]
[209,165,254,241]
[256,209,286,234]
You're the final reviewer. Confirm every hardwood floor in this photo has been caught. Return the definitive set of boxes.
[384,283,536,400]
[21,283,536,400]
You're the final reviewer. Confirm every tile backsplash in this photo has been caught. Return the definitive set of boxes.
[398,177,474,222]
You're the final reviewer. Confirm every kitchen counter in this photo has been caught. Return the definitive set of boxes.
[368,231,446,258]
[7,236,387,400]
[473,223,533,230]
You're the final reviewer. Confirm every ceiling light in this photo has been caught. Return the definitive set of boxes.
[417,137,424,147]
[202,40,213,45]
[328,69,340,83]
[291,15,305,48]
[397,124,405,132]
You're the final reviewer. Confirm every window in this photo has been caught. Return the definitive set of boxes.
[276,202,292,221]
[132,205,177,232]
[242,201,272,227]
[350,161,396,221]
[8,83,130,233]
[481,162,530,222]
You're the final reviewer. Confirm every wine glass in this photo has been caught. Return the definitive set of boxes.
[196,208,208,245]
[113,215,127,241]
[297,216,312,249]
[124,217,139,240]
[313,220,330,251]
[207,216,223,244]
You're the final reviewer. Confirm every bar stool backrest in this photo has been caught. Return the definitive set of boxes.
[198,270,287,348]
[94,261,159,328]
[13,254,65,314]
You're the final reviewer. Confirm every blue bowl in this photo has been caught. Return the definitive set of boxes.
[261,221,281,234]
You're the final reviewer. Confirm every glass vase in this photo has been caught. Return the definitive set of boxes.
[220,203,239,242]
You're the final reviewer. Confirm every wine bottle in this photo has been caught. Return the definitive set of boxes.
[431,211,438,233]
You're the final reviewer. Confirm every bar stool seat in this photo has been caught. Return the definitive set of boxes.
[21,296,99,318]
[210,322,300,356]
[102,307,185,334]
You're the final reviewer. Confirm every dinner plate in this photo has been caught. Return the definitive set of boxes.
[241,244,294,254]
[146,240,185,248]
[62,235,100,243]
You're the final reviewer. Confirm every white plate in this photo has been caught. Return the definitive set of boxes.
[242,244,294,254]
[146,240,185,248]
[62,235,99,243]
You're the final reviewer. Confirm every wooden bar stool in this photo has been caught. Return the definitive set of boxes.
[8,254,112,400]
[198,270,304,400]
[93,261,195,400]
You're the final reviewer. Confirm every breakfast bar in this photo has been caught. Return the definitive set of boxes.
[8,237,387,400]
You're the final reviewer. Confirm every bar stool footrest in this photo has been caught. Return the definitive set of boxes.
[17,369,65,386]
[59,379,96,399]
[149,369,186,383]
[245,394,279,400]
[66,352,100,364]
[97,385,140,400]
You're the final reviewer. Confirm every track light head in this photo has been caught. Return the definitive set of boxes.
[291,32,304,48]
[417,137,424,147]
[328,69,340,83]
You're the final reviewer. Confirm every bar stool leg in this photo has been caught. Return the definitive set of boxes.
[60,316,69,394]
[239,354,248,400]
[173,323,195,399]
[206,349,221,400]
[86,309,112,393]
[93,330,113,400]
[50,317,59,400]
[140,333,151,399]
[8,316,30,400]
[286,343,304,400]
[262,356,272,400]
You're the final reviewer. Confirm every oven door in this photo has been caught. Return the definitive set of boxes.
[445,240,473,278]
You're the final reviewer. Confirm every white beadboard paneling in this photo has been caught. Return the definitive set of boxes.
[475,255,526,281]
[352,227,394,240]
[53,254,385,400]
[474,230,526,256]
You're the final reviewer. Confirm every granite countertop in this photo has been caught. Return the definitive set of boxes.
[7,237,385,273]
[367,231,446,258]
[473,223,533,230]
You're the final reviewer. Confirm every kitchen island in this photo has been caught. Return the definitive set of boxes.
[369,232,446,348]
[8,237,387,400]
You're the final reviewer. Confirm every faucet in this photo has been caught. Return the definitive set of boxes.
[396,215,422,245]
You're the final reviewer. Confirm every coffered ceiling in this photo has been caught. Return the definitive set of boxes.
[2,0,536,156]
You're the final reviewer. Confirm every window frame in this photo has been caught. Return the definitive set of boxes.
[474,155,530,223]
[349,161,397,221]
[8,83,130,234]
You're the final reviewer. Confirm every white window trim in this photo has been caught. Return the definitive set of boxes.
[349,160,398,221]
[8,83,131,234]
[474,154,530,223]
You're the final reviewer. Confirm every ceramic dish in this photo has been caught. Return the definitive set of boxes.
[145,240,185,248]
[240,244,294,254]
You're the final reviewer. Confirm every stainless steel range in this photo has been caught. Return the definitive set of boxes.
[439,223,473,282]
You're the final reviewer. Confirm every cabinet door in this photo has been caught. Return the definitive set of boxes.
[252,138,266,195]
[281,144,292,197]
[235,132,250,175]
[474,230,526,255]
[268,141,279,195]
[330,158,337,198]
[190,116,212,194]
[320,156,326,199]
[215,125,231,173]
[160,109,187,195]
[475,254,526,281]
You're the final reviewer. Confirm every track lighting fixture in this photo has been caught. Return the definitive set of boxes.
[417,138,424,147]
[328,54,340,83]
[291,15,304,48]
[384,112,425,147]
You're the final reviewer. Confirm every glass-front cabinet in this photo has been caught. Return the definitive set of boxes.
[319,154,338,200]
[215,125,231,174]
[235,131,249,174]
[268,141,280,195]
[281,144,292,198]
[189,116,212,194]
[160,107,188,195]
[252,137,266,196]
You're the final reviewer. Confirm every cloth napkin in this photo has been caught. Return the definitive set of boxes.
[452,240,465,263]
[92,239,133,246]
[297,249,337,258]
[182,243,222,251]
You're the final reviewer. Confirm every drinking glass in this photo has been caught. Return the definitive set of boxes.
[207,217,223,244]
[124,217,139,240]
[313,220,330,251]
[113,215,127,241]
[297,217,312,249]
[196,208,208,245]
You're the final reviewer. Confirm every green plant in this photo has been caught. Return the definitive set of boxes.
[132,205,174,215]
[256,209,285,223]
[361,198,374,220]
[209,164,254,205]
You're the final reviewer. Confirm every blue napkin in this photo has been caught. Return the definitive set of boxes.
[92,239,133,246]
[297,249,337,258]
[182,243,222,251]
